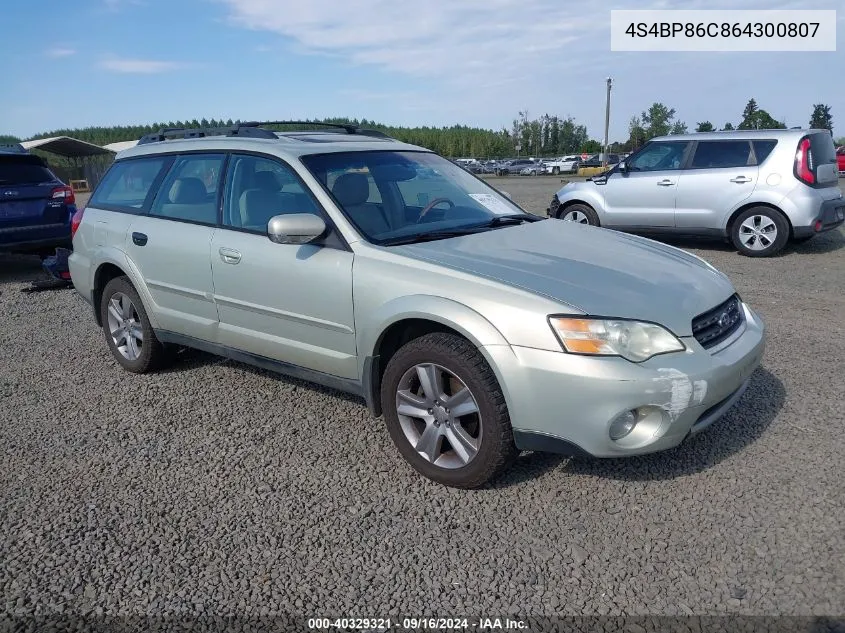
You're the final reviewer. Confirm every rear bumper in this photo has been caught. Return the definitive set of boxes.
[0,222,72,251]
[793,198,845,237]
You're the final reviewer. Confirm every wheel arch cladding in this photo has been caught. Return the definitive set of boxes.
[360,297,511,417]
[93,262,128,326]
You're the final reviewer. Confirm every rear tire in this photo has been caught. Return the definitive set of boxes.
[380,333,518,489]
[99,276,168,373]
[557,203,600,226]
[552,167,560,175]
[730,207,789,257]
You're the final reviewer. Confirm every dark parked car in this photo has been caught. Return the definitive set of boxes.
[580,153,622,168]
[495,159,535,175]
[0,143,77,254]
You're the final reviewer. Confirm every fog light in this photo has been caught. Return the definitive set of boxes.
[609,410,638,440]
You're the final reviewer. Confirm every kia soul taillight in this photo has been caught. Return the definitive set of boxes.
[794,137,815,185]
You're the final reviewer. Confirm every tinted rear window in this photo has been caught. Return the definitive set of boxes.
[0,156,54,185]
[753,140,778,163]
[691,141,752,169]
[809,132,836,165]
[90,157,171,210]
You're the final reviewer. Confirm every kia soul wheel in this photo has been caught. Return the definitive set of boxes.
[380,333,518,488]
[731,207,789,257]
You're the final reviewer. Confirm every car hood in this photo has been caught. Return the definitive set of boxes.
[391,221,736,336]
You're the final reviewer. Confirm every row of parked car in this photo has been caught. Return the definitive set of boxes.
[454,154,628,177]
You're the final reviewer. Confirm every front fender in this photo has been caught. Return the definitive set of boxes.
[554,185,606,218]
[357,295,513,416]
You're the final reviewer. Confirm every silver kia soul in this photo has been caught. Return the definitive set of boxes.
[550,129,844,257]
[69,122,766,488]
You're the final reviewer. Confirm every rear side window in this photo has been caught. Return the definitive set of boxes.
[690,141,752,169]
[91,157,170,210]
[150,154,225,225]
[0,156,54,185]
[753,140,778,164]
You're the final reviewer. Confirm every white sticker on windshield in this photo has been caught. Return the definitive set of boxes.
[469,193,514,215]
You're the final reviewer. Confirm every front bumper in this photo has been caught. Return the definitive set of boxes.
[793,197,845,238]
[486,303,766,458]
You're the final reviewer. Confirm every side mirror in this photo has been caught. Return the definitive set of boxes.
[617,161,627,173]
[267,213,326,245]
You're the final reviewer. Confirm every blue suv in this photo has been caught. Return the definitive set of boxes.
[0,143,77,255]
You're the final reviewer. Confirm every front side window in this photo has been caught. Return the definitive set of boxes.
[301,151,530,244]
[223,154,320,232]
[90,157,170,210]
[690,141,753,169]
[627,142,689,172]
[150,154,224,224]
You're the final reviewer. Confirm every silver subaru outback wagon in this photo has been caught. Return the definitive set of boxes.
[69,122,766,488]
[550,129,844,257]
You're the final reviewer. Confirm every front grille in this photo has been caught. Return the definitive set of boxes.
[692,295,744,349]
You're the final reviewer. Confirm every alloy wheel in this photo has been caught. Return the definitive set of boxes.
[395,363,482,469]
[739,214,778,251]
[106,292,144,361]
[562,209,590,224]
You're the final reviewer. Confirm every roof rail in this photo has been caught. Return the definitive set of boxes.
[248,121,392,138]
[136,120,393,145]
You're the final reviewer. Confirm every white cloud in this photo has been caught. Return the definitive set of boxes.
[98,58,190,73]
[45,48,76,58]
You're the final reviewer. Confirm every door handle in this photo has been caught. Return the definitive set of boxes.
[132,232,147,246]
[219,247,241,265]
[730,176,753,184]
[657,179,674,186]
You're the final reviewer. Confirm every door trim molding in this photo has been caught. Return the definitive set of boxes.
[154,330,364,398]
[214,294,354,334]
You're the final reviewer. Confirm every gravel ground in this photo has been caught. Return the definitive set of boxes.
[1,177,844,629]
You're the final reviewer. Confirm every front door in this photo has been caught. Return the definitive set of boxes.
[210,153,357,379]
[600,140,690,227]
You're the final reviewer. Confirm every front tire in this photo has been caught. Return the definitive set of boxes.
[380,333,518,488]
[730,207,789,257]
[557,203,600,226]
[99,276,167,373]
[552,167,560,175]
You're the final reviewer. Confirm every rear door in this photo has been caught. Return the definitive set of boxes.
[0,155,65,242]
[123,153,225,342]
[674,139,757,229]
[600,140,690,227]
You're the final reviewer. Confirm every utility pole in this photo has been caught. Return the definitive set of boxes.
[603,77,612,168]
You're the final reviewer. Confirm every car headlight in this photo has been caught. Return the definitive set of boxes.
[549,317,685,362]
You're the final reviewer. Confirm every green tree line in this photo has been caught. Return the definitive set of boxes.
[2,100,838,160]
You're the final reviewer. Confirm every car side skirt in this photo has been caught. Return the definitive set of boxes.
[154,330,364,399]
[603,225,728,238]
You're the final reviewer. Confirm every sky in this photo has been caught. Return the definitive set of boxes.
[1,0,843,142]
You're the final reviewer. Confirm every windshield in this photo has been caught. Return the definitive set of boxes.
[301,151,530,245]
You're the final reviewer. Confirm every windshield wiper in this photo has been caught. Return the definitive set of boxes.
[484,213,542,227]
[380,228,484,246]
